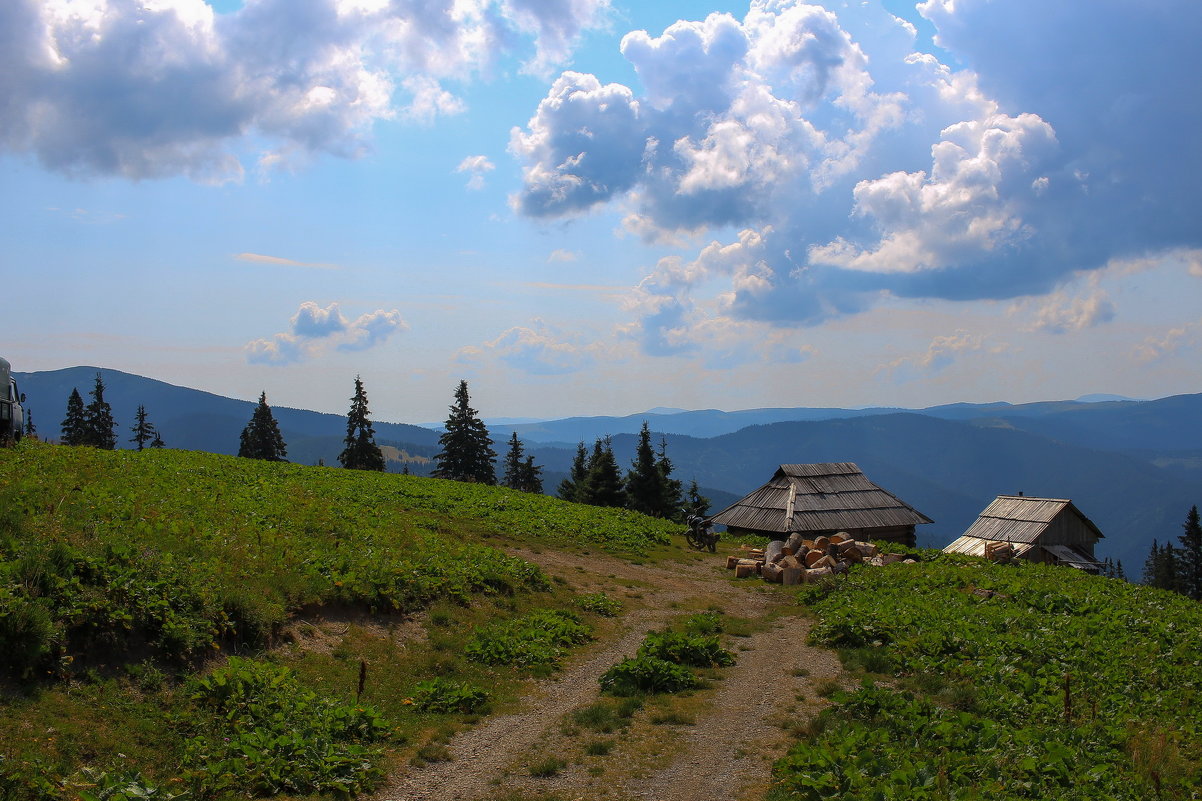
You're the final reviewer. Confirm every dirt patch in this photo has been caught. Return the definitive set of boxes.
[284,609,427,655]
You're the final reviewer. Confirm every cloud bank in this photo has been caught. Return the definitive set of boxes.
[246,301,407,364]
[510,0,1201,353]
[1,0,611,182]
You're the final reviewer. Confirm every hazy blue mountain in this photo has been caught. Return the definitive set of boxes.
[531,413,1196,570]
[494,393,1202,454]
[493,405,903,443]
[16,367,440,460]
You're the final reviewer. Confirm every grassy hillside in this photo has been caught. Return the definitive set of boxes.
[776,555,1202,800]
[0,442,676,799]
[4,441,1202,801]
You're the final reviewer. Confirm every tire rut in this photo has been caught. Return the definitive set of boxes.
[377,608,676,801]
[375,546,839,801]
[618,616,838,801]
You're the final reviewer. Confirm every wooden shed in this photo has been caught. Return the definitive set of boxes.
[943,495,1105,573]
[709,462,933,547]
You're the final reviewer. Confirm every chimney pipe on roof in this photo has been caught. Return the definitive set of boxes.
[1018,491,1024,497]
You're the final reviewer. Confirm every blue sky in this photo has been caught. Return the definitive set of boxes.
[2,0,1200,423]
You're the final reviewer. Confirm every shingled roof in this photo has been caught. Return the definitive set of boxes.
[710,462,933,535]
[958,495,1103,544]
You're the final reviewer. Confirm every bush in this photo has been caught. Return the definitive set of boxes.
[574,593,622,617]
[464,609,592,668]
[411,678,490,714]
[682,611,723,635]
[638,631,735,668]
[183,658,389,797]
[599,656,698,696]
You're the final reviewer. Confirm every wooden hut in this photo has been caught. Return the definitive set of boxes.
[709,462,933,547]
[943,495,1105,573]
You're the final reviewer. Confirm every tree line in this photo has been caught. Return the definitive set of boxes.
[555,422,710,521]
[1142,505,1202,599]
[58,373,165,450]
[232,376,705,518]
[51,373,706,517]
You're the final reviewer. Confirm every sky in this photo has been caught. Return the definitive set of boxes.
[2,0,1200,424]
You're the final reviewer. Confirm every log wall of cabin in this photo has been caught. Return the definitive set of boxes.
[1041,511,1099,555]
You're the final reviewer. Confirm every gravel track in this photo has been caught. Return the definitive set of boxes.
[375,546,840,801]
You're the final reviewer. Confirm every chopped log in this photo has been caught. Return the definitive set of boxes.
[829,533,845,545]
[842,547,864,564]
[764,540,785,564]
[779,554,803,570]
[812,555,838,570]
[785,532,805,554]
[985,542,1014,563]
[804,566,833,582]
[835,530,853,542]
[814,536,831,550]
[802,539,815,550]
[762,562,784,583]
[856,543,879,557]
[781,567,803,586]
[734,562,758,578]
[835,540,860,555]
[803,550,824,568]
[726,555,741,570]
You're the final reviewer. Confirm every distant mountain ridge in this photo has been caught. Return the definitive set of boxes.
[16,367,441,464]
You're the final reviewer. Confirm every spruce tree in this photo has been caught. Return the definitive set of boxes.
[1177,505,1202,600]
[519,455,544,494]
[61,388,86,445]
[238,392,288,461]
[1142,539,1182,592]
[150,431,166,449]
[502,432,526,490]
[558,441,588,502]
[24,410,36,440]
[338,376,385,471]
[432,380,496,484]
[625,422,663,516]
[82,373,116,449]
[129,404,157,451]
[655,436,683,520]
[580,437,625,507]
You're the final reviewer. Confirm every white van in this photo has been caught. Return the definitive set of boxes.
[0,357,25,441]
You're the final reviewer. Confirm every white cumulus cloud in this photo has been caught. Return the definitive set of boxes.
[246,301,407,364]
[511,0,1202,355]
[0,0,611,181]
[456,154,496,190]
[457,319,599,375]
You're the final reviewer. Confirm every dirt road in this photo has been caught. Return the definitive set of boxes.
[376,547,841,801]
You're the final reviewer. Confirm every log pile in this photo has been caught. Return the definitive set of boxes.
[984,541,1015,563]
[726,531,918,585]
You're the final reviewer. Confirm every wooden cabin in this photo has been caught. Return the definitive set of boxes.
[943,495,1105,573]
[709,462,933,547]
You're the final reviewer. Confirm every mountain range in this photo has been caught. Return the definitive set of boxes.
[14,365,1201,571]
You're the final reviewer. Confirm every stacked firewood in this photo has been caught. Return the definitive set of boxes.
[984,541,1015,563]
[725,531,917,585]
